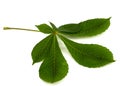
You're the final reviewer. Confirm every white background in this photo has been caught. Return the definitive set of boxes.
[0,0,120,86]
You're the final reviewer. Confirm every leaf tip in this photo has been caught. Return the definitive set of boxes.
[112,59,115,62]
[49,21,52,25]
[35,25,38,27]
[32,62,35,65]
[108,17,112,20]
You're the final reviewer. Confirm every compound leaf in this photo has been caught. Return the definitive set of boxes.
[32,34,53,64]
[36,24,53,34]
[59,35,114,68]
[58,18,111,37]
[39,35,68,83]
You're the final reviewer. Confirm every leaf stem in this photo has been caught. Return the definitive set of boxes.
[3,27,40,32]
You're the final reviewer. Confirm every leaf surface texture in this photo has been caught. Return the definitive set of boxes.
[36,24,53,33]
[32,35,53,64]
[59,35,114,68]
[39,35,68,83]
[58,18,110,37]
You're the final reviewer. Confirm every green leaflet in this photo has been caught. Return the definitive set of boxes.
[32,34,53,64]
[39,35,68,83]
[58,18,111,37]
[36,24,53,33]
[49,22,57,30]
[59,35,114,68]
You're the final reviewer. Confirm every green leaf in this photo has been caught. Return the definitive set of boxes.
[39,35,68,83]
[58,18,111,37]
[35,24,53,34]
[31,34,53,64]
[59,35,114,68]
[49,22,57,30]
